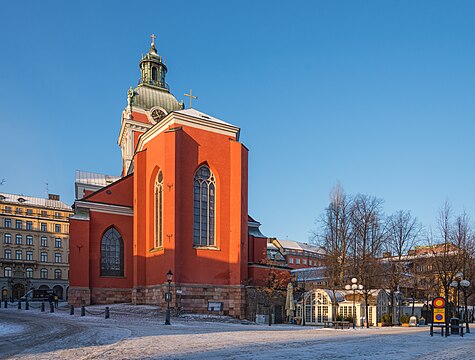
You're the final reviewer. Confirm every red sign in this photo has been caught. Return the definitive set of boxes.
[433,297,446,308]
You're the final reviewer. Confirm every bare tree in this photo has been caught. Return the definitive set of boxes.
[453,211,475,332]
[350,194,385,327]
[315,183,352,319]
[384,210,421,324]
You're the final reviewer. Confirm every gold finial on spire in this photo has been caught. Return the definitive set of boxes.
[151,34,156,46]
[184,89,198,108]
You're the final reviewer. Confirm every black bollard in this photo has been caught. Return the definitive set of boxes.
[70,304,74,315]
[81,305,85,317]
[50,302,54,313]
[4,300,7,308]
[41,301,45,312]
[105,306,110,319]
[25,301,29,310]
[18,301,21,310]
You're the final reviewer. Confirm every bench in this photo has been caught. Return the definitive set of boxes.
[323,320,351,329]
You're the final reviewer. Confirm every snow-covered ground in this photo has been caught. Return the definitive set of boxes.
[0,304,474,359]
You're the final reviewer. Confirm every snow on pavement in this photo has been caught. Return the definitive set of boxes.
[1,305,474,360]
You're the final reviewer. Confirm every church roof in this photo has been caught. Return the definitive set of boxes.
[132,85,182,113]
[175,108,236,127]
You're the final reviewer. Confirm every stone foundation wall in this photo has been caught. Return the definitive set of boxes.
[68,287,91,306]
[90,287,132,304]
[69,284,249,319]
[131,283,246,318]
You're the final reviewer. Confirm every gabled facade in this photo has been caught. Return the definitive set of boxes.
[68,38,278,318]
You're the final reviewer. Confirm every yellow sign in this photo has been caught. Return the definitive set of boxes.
[433,308,445,323]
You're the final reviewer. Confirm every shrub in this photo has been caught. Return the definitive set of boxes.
[400,314,411,324]
[344,315,354,322]
[336,314,343,321]
[381,313,392,325]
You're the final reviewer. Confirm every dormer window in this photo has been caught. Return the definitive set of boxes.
[18,197,26,203]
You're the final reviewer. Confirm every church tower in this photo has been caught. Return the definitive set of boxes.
[119,35,184,176]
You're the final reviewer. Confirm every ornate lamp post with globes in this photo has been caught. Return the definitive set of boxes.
[450,272,470,333]
[165,270,173,325]
[345,277,363,329]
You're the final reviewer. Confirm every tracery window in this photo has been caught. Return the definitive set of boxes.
[193,165,216,247]
[154,170,164,248]
[100,227,124,277]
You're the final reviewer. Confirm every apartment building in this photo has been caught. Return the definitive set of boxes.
[0,192,72,301]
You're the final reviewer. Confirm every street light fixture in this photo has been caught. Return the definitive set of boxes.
[165,269,173,325]
[450,273,471,333]
[345,277,363,329]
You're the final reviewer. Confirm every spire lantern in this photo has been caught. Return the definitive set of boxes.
[139,34,168,90]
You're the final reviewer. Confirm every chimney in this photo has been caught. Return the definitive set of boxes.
[48,194,60,201]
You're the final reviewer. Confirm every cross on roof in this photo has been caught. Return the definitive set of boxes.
[151,34,156,45]
[184,89,198,108]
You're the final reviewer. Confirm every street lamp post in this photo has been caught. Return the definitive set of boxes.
[165,269,173,325]
[450,272,470,333]
[345,277,363,329]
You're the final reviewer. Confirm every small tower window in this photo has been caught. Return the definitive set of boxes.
[152,67,158,81]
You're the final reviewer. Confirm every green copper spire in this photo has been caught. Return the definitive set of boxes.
[139,34,168,90]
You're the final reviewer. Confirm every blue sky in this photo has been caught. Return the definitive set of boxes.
[1,1,474,242]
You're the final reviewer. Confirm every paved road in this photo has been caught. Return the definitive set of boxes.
[1,307,474,359]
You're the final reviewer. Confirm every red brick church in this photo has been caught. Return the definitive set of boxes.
[68,37,288,318]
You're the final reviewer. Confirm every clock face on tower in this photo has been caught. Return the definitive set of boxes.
[150,108,167,123]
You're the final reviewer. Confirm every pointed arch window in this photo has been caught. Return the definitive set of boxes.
[100,227,124,277]
[193,165,216,247]
[154,170,164,248]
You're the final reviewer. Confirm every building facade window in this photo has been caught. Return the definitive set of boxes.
[15,234,22,244]
[289,257,294,264]
[4,206,11,213]
[296,258,301,265]
[26,251,33,261]
[40,268,48,279]
[26,209,33,215]
[55,238,61,248]
[4,249,11,259]
[26,268,33,278]
[16,208,23,214]
[100,227,124,277]
[41,252,48,262]
[15,250,22,260]
[26,221,33,230]
[154,170,164,248]
[4,267,12,277]
[55,269,62,279]
[26,235,33,245]
[41,223,47,232]
[55,212,61,219]
[41,210,47,217]
[4,233,11,244]
[193,165,216,247]
[4,218,11,228]
[55,253,62,263]
[15,220,22,229]
[54,224,61,233]
[41,236,48,247]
